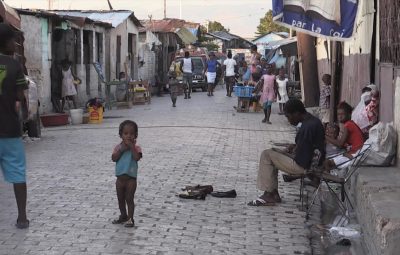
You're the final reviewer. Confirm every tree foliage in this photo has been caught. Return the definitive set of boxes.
[208,21,229,33]
[256,10,289,35]
[198,21,229,50]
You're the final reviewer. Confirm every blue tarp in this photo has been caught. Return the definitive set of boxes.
[272,0,359,41]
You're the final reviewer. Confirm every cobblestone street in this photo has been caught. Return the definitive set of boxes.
[0,88,311,255]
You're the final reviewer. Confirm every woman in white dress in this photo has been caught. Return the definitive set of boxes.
[61,58,78,112]
[276,68,289,114]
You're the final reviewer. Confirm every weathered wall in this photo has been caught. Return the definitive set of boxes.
[395,76,400,162]
[315,0,374,108]
[109,19,139,81]
[21,15,52,113]
[75,25,107,104]
[339,54,371,107]
[22,14,108,112]
[138,43,157,85]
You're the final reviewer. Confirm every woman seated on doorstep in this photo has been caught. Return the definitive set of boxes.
[365,90,380,133]
[324,102,365,169]
[352,85,380,139]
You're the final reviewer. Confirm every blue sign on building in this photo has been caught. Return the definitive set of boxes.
[272,0,359,40]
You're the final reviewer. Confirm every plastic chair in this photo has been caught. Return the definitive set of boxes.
[306,144,371,221]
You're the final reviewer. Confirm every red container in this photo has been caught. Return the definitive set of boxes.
[40,113,69,127]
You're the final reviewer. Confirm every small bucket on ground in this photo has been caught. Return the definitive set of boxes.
[70,109,83,125]
[88,106,104,124]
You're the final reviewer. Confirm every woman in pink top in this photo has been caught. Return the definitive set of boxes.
[254,68,279,124]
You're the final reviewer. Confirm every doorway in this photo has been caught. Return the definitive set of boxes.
[116,35,121,79]
[83,30,93,96]
[128,33,137,79]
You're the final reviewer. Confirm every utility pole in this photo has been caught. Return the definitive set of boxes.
[48,0,53,10]
[107,0,113,10]
[179,0,182,19]
[164,0,166,19]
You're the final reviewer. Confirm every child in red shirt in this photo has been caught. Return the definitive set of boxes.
[325,102,364,168]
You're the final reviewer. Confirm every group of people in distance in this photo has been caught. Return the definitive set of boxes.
[233,45,290,124]
[169,45,292,114]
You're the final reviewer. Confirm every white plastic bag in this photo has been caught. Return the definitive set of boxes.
[26,77,39,120]
[351,92,370,130]
[363,122,397,166]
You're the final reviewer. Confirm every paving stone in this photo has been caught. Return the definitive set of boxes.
[0,88,310,254]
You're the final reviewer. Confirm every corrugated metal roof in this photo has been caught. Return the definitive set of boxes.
[207,31,239,41]
[253,32,287,43]
[266,37,297,49]
[207,31,254,46]
[0,1,21,28]
[141,19,200,40]
[53,10,141,28]
[141,19,186,33]
[175,27,196,45]
[16,9,112,28]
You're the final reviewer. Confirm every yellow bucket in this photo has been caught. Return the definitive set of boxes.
[88,106,104,124]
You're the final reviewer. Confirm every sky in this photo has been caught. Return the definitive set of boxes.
[4,0,272,38]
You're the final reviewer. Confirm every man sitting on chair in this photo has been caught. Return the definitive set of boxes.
[248,99,326,206]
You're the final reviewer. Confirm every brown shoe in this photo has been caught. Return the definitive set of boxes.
[182,185,213,194]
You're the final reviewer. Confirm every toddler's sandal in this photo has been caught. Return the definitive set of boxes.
[125,219,135,228]
[15,219,30,229]
[112,216,128,224]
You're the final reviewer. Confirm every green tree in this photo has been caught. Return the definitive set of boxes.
[198,22,228,50]
[208,21,229,33]
[256,10,289,35]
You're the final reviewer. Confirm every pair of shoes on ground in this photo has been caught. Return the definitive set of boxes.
[179,185,213,200]
[178,190,207,200]
[182,184,213,194]
[112,216,134,227]
[210,189,237,198]
[179,185,237,199]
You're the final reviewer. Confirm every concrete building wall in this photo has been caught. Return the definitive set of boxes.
[395,76,400,162]
[109,19,139,81]
[22,14,108,112]
[21,15,52,113]
[74,24,107,104]
[138,43,157,85]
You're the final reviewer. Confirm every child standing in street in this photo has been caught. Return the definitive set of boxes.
[254,68,279,124]
[111,120,142,227]
[319,74,332,126]
[276,68,289,114]
[0,24,30,229]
